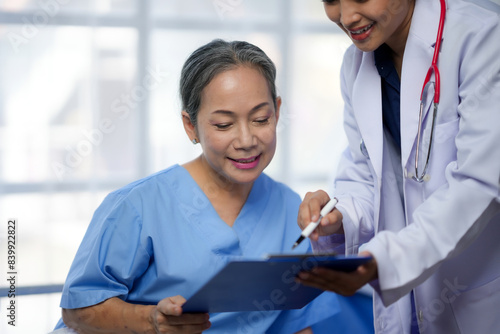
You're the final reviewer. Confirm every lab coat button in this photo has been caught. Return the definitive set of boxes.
[360,140,369,159]
[423,174,431,182]
[418,310,424,322]
[377,318,386,330]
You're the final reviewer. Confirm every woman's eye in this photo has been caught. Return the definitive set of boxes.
[322,0,338,4]
[255,118,270,125]
[214,123,231,129]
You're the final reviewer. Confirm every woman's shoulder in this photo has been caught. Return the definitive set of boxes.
[449,0,499,20]
[90,165,187,226]
[448,0,499,30]
[258,173,301,204]
[104,164,185,205]
[113,165,182,193]
[443,0,500,69]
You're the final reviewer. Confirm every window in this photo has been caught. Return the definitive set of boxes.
[0,1,349,331]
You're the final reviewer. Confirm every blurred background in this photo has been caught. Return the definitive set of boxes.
[0,0,353,332]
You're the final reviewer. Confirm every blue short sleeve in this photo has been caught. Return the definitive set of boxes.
[60,193,152,309]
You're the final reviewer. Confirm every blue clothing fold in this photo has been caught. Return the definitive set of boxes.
[374,43,401,150]
[55,165,346,332]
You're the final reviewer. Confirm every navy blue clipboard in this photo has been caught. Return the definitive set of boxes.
[182,254,371,313]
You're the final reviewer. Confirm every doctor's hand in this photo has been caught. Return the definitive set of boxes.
[296,251,378,296]
[149,295,211,333]
[298,190,344,242]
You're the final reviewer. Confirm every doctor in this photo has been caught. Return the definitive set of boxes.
[296,0,500,333]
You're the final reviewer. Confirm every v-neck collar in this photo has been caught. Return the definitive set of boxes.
[173,165,270,255]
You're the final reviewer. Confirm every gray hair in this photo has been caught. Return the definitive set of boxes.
[180,39,277,127]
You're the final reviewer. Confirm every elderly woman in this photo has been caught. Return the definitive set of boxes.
[53,39,343,333]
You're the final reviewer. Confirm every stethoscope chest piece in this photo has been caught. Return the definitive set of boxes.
[412,172,431,183]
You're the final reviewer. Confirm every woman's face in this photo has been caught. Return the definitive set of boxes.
[185,65,280,186]
[323,0,414,53]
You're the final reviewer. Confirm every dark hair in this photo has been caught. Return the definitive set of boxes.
[180,39,277,127]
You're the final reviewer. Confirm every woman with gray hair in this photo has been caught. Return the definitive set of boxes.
[53,39,342,333]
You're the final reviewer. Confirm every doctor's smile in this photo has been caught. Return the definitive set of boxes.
[323,0,415,54]
[347,22,375,41]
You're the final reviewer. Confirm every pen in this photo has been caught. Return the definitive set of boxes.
[291,197,338,250]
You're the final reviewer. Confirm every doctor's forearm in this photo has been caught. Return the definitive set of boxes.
[62,297,156,333]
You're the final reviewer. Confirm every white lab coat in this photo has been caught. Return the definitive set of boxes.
[327,0,500,333]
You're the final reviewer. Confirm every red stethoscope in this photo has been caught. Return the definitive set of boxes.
[413,0,446,182]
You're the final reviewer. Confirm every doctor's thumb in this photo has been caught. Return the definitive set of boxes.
[320,210,344,234]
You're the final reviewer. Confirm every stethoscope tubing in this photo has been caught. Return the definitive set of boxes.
[414,0,446,182]
[421,0,446,104]
[359,0,447,182]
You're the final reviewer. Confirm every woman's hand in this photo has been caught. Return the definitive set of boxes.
[63,296,210,333]
[295,251,378,296]
[150,295,211,333]
[298,190,344,242]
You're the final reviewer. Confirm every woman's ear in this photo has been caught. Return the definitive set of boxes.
[181,111,198,143]
[275,96,282,123]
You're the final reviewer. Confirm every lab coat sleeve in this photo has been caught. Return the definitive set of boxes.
[323,45,377,255]
[360,12,500,306]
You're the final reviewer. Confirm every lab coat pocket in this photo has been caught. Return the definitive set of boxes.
[450,275,500,334]
[422,117,459,196]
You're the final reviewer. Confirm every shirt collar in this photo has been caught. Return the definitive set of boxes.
[374,43,400,89]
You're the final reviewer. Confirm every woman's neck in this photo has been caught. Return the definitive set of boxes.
[386,0,415,77]
[182,156,253,226]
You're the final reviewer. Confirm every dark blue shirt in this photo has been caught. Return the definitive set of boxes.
[375,44,420,334]
[374,43,401,151]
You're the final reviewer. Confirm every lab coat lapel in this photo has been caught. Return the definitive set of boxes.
[352,52,384,181]
[400,0,444,167]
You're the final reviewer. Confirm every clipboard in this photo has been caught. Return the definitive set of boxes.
[182,254,371,313]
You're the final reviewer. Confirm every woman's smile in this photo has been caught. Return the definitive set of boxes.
[228,154,261,170]
[348,22,375,41]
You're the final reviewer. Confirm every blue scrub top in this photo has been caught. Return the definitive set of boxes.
[55,165,340,332]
